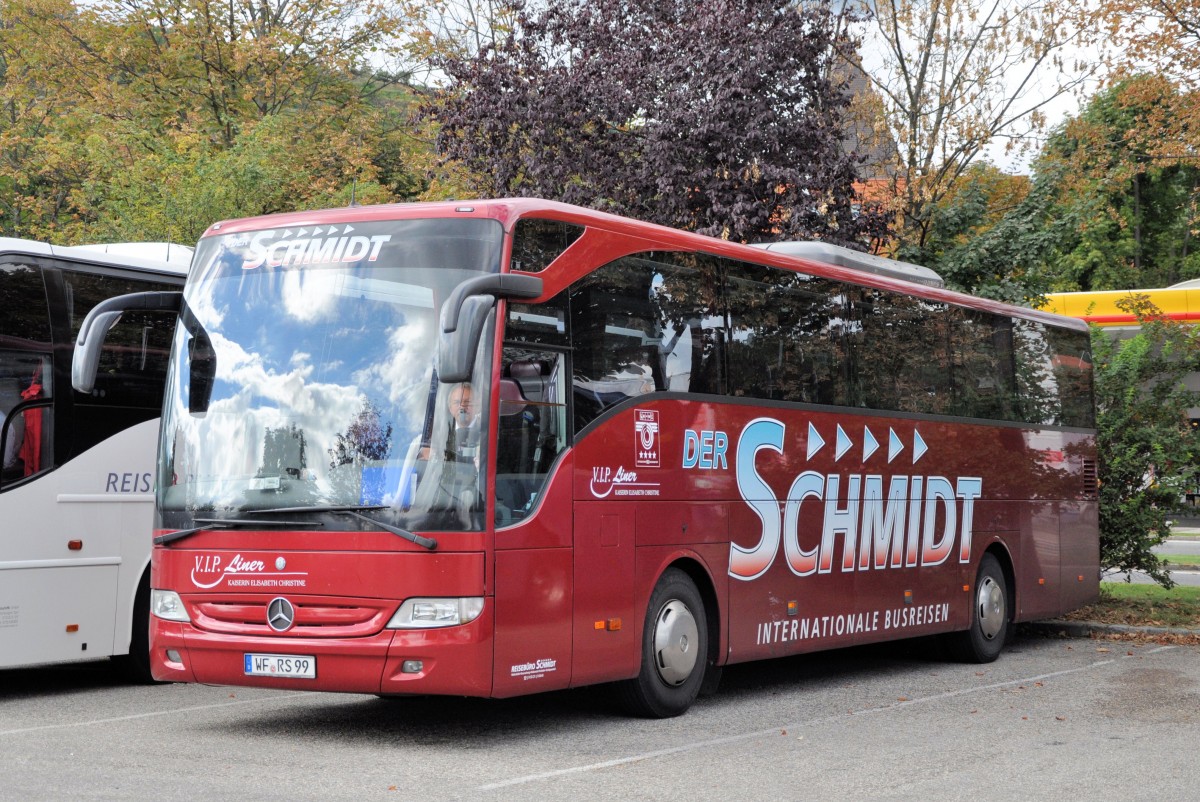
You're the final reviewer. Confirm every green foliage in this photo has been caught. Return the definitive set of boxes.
[897,163,1056,303]
[1036,76,1200,291]
[1034,77,1200,291]
[72,116,408,243]
[0,0,437,244]
[857,0,1085,253]
[76,119,293,243]
[908,77,1200,302]
[1092,296,1200,587]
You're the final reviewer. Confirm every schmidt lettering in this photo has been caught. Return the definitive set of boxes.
[730,418,983,581]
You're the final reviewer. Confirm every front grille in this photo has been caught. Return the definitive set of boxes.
[192,597,392,637]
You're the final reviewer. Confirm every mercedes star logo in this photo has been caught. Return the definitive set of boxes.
[266,597,295,632]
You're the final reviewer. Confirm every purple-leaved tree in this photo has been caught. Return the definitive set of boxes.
[427,0,886,246]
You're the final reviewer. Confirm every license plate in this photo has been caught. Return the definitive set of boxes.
[244,653,316,679]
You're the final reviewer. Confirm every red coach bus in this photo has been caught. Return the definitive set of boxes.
[73,200,1098,716]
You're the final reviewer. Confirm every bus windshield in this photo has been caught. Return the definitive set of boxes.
[158,217,502,532]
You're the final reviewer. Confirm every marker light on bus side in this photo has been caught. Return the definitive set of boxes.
[151,590,190,622]
[387,597,484,629]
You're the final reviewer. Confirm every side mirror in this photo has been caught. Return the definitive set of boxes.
[73,291,182,394]
[437,274,543,383]
[438,295,495,384]
[440,274,543,334]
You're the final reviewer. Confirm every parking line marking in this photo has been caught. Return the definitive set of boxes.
[0,692,314,737]
[478,656,1129,792]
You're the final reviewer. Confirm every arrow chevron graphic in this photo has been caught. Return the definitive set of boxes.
[807,422,826,460]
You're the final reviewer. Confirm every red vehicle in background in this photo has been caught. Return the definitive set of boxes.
[74,200,1098,716]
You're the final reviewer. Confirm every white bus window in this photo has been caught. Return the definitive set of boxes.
[64,270,178,410]
[0,377,24,476]
[0,262,53,486]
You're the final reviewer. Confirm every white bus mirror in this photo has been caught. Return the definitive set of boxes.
[73,291,182,394]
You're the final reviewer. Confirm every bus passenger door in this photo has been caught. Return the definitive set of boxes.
[571,501,638,685]
[491,346,576,697]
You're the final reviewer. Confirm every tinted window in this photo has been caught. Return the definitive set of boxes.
[562,251,1094,430]
[494,344,569,525]
[1018,323,1095,428]
[848,287,950,415]
[725,263,850,406]
[1046,327,1094,428]
[511,219,585,273]
[64,270,179,409]
[570,258,662,428]
[649,255,725,397]
[0,261,52,485]
[946,309,1017,421]
[569,254,726,432]
[506,292,569,348]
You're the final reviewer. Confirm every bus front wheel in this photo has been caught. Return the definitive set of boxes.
[617,568,707,718]
[946,553,1009,663]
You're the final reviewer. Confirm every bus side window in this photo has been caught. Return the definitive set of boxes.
[0,261,53,489]
[570,255,701,430]
[494,347,568,525]
[0,377,25,480]
[62,269,178,457]
[64,270,177,410]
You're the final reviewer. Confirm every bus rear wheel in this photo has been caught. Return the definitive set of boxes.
[617,568,708,718]
[946,553,1009,663]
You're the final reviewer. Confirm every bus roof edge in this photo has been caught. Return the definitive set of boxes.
[752,241,944,289]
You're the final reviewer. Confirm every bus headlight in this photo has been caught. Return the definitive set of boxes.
[386,597,484,629]
[150,589,190,622]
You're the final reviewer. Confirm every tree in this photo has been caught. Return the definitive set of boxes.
[427,0,887,246]
[1037,76,1200,291]
[0,0,432,242]
[260,423,308,478]
[395,0,518,85]
[0,11,71,237]
[897,162,1048,302]
[1088,0,1200,111]
[849,0,1093,251]
[913,78,1200,301]
[329,399,394,501]
[5,0,406,146]
[1091,295,1200,587]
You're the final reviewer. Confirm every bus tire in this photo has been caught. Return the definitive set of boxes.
[617,568,707,718]
[116,571,155,683]
[946,553,1009,663]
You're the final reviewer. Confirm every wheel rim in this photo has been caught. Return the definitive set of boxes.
[976,575,1006,641]
[652,598,699,686]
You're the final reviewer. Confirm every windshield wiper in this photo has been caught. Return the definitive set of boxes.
[253,504,438,551]
[154,518,322,546]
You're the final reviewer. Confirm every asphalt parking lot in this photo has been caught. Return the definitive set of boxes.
[2,631,1198,801]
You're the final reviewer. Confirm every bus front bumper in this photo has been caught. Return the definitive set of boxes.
[150,612,495,696]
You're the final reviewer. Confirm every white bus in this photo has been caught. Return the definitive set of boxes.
[0,239,189,676]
